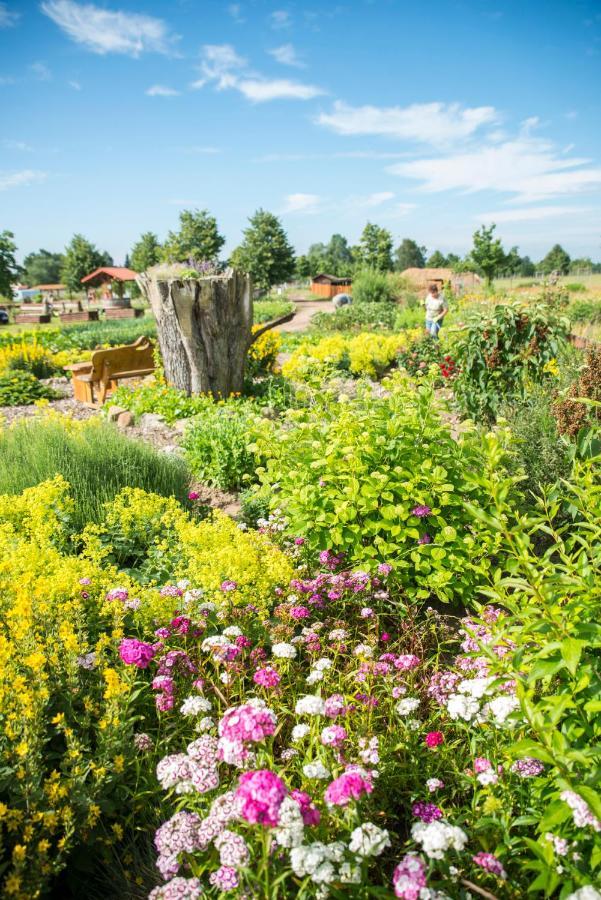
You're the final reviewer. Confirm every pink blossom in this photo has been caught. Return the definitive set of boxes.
[425,731,444,748]
[253,667,281,688]
[395,654,421,671]
[393,854,427,899]
[221,580,237,592]
[188,491,200,500]
[324,694,346,718]
[119,638,157,669]
[209,865,239,891]
[321,725,347,747]
[324,768,373,807]
[218,703,277,745]
[473,852,506,878]
[236,770,287,826]
[291,789,321,826]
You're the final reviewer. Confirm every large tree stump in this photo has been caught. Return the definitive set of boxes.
[137,266,254,397]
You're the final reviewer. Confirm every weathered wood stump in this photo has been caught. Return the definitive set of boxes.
[137,266,257,398]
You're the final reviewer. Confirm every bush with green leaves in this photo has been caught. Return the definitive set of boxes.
[252,373,512,603]
[452,302,570,423]
[253,297,294,323]
[182,400,265,491]
[352,268,399,304]
[0,370,59,406]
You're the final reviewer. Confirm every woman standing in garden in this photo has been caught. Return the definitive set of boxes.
[424,283,448,338]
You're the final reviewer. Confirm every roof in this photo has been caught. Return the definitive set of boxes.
[32,283,65,291]
[311,273,352,284]
[81,266,138,284]
[402,267,453,280]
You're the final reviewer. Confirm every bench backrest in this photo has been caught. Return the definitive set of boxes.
[89,336,155,381]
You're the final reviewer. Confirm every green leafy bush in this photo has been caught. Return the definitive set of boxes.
[182,400,265,491]
[312,302,398,332]
[0,370,59,406]
[453,303,570,423]
[253,298,294,323]
[111,380,215,424]
[565,281,587,292]
[352,268,397,304]
[0,416,190,531]
[568,299,601,324]
[252,374,511,602]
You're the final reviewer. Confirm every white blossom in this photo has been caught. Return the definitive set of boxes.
[485,694,520,725]
[291,724,310,741]
[395,697,420,716]
[295,695,326,716]
[446,693,480,722]
[303,761,331,780]
[180,696,212,716]
[349,823,390,858]
[565,888,601,900]
[272,642,297,659]
[411,821,468,860]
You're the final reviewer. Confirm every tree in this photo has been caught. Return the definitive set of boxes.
[394,238,426,271]
[61,234,106,295]
[295,255,311,279]
[0,230,19,297]
[446,253,461,268]
[130,232,162,273]
[569,257,593,274]
[306,242,329,275]
[230,209,295,294]
[355,222,393,271]
[324,233,354,276]
[22,249,64,286]
[469,224,507,284]
[519,256,536,277]
[426,250,447,268]
[501,246,522,276]
[539,244,571,276]
[162,209,225,263]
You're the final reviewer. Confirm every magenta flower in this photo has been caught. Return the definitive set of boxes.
[425,731,444,748]
[291,789,321,826]
[289,605,310,620]
[393,854,428,899]
[417,534,432,545]
[324,768,373,807]
[188,491,200,501]
[294,537,305,546]
[411,505,432,518]
[472,852,506,878]
[412,801,443,823]
[119,638,157,669]
[377,563,393,575]
[236,770,287,826]
[221,580,237,592]
[218,703,277,744]
[253,667,281,688]
[106,587,128,602]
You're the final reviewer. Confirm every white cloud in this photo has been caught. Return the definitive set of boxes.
[227,3,245,24]
[389,136,601,202]
[2,139,34,151]
[30,61,52,81]
[282,193,322,213]
[357,191,395,207]
[41,0,177,56]
[0,3,19,27]
[146,84,180,97]
[69,79,81,90]
[474,205,590,223]
[269,43,304,67]
[317,101,498,144]
[193,43,324,102]
[269,9,291,29]
[0,170,46,190]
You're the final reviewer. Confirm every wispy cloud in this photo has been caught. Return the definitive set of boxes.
[474,205,591,223]
[0,3,19,27]
[269,9,291,29]
[146,84,180,97]
[69,79,81,90]
[192,43,324,102]
[389,136,601,202]
[0,170,47,191]
[268,43,304,67]
[227,3,245,24]
[281,191,401,216]
[41,0,178,56]
[355,191,396,207]
[317,101,498,145]
[30,61,52,81]
[2,139,34,151]
[281,192,322,214]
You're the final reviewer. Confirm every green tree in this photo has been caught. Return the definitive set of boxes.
[519,255,536,277]
[324,233,354,276]
[61,234,107,295]
[162,209,225,263]
[446,253,461,268]
[130,232,162,273]
[295,255,311,279]
[355,222,393,271]
[569,256,593,274]
[394,238,426,271]
[539,244,571,276]
[469,224,507,284]
[230,209,295,294]
[426,250,447,268]
[22,249,64,286]
[0,230,19,297]
[306,242,329,275]
[501,246,523,276]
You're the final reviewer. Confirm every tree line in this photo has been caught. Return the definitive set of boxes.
[1,212,599,300]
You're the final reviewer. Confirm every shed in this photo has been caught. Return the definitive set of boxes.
[311,273,353,299]
[32,283,66,298]
[401,268,481,293]
[81,266,138,288]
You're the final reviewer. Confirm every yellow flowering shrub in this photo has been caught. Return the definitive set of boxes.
[247,324,282,375]
[282,331,420,383]
[0,479,137,899]
[0,336,78,378]
[82,488,293,620]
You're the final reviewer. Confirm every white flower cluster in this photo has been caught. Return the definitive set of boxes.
[359,736,380,765]
[295,695,326,716]
[353,643,374,658]
[328,628,347,641]
[274,796,305,848]
[303,761,331,780]
[348,823,390,858]
[395,697,420,717]
[291,724,310,741]
[222,626,243,637]
[411,820,467,859]
[290,841,346,886]
[446,677,520,726]
[306,657,333,685]
[484,694,520,725]
[272,642,297,659]
[566,888,601,900]
[180,696,212,716]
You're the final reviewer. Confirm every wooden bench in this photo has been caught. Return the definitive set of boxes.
[65,336,155,406]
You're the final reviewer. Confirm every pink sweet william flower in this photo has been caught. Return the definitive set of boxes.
[324,768,373,807]
[425,731,444,748]
[395,654,421,671]
[411,505,431,518]
[236,770,287,826]
[119,638,157,669]
[253,667,281,689]
[392,854,427,899]
[106,587,128,602]
[412,801,443,823]
[473,757,492,774]
[289,606,310,620]
[188,491,200,501]
[324,694,346,718]
[209,865,239,891]
[472,852,506,878]
[221,580,237,592]
[219,703,277,744]
[377,563,393,575]
[290,789,321,826]
[321,724,347,747]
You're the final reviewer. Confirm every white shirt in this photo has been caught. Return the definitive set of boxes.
[424,293,446,320]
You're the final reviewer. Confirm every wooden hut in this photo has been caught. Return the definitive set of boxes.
[310,273,353,299]
[401,267,481,293]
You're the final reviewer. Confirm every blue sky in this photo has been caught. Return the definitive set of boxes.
[1,0,600,264]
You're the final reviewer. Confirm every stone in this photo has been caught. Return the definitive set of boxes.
[117,411,134,428]
[173,417,196,434]
[107,404,127,422]
[260,405,278,420]
[160,444,184,457]
[138,412,167,431]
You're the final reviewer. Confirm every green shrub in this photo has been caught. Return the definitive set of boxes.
[312,302,397,332]
[453,303,570,423]
[252,374,512,602]
[253,298,295,323]
[393,305,426,330]
[565,282,587,292]
[182,400,265,491]
[0,316,157,354]
[352,268,397,304]
[568,299,601,324]
[111,381,215,424]
[0,370,59,406]
[0,417,190,532]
